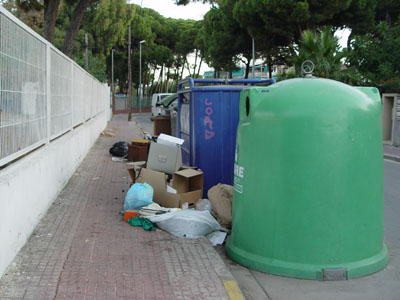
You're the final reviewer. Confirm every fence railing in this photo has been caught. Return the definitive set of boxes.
[114,95,151,112]
[0,6,110,167]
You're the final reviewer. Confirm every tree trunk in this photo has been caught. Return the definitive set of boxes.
[165,68,170,93]
[150,66,156,95]
[268,62,272,79]
[196,56,203,78]
[244,59,250,79]
[192,49,198,77]
[157,65,164,93]
[180,58,186,80]
[43,0,61,43]
[62,0,96,57]
[186,59,191,78]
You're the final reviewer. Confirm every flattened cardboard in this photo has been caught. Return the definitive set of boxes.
[146,141,182,174]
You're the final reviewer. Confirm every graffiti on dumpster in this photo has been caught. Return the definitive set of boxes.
[204,98,215,140]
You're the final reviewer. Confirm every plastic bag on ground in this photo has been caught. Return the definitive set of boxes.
[123,182,153,211]
[195,198,213,214]
[207,231,227,246]
[208,184,233,228]
[109,141,128,157]
[145,210,222,238]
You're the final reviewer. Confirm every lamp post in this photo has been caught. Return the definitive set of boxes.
[139,40,145,113]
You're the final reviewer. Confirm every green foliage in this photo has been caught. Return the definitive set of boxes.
[349,21,400,92]
[290,27,360,84]
[73,54,107,82]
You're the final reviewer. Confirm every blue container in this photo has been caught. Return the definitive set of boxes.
[177,78,274,195]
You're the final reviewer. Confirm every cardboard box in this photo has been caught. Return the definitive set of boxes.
[146,141,182,174]
[127,167,203,209]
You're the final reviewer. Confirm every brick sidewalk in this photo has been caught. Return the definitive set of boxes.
[0,114,239,300]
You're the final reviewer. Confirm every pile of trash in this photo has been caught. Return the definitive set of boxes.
[112,134,234,245]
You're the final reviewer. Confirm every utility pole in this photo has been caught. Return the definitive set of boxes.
[139,40,145,113]
[252,37,255,78]
[127,26,133,121]
[85,33,89,71]
[111,49,115,113]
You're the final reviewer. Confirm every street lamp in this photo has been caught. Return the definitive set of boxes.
[139,40,145,112]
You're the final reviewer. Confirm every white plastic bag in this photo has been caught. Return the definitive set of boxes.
[146,210,222,238]
[195,198,213,213]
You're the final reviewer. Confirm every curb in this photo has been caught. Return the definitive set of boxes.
[384,154,400,162]
[200,237,245,300]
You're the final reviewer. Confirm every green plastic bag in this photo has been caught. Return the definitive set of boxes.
[128,217,156,231]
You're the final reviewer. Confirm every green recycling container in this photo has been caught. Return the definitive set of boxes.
[226,78,388,280]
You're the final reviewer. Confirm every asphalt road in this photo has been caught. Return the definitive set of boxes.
[133,113,154,136]
[133,113,400,300]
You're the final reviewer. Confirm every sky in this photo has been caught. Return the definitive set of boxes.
[129,0,212,20]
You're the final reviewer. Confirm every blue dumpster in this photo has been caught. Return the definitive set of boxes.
[177,78,274,196]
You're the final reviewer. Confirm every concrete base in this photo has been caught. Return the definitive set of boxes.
[0,113,107,277]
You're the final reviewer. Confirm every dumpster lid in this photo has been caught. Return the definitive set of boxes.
[178,78,275,92]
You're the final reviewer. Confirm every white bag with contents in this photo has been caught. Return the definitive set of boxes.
[146,210,221,238]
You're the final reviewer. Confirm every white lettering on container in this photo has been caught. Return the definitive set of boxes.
[234,164,244,178]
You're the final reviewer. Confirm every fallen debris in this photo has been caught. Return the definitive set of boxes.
[208,184,234,229]
[123,182,154,211]
[100,131,115,137]
[109,141,128,157]
[112,157,127,162]
[207,231,227,246]
[128,217,156,231]
[145,210,222,238]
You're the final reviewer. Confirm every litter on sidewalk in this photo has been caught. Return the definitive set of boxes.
[109,141,128,157]
[145,210,222,238]
[208,184,234,229]
[123,209,138,222]
[128,216,156,231]
[118,134,232,241]
[207,231,227,246]
[146,134,184,174]
[128,165,203,209]
[123,182,154,211]
[127,138,151,162]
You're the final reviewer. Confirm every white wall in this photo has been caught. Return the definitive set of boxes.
[0,112,107,277]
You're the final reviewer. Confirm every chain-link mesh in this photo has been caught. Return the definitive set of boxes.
[0,8,110,166]
[0,13,47,162]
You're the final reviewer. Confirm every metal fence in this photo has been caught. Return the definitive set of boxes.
[0,7,110,167]
[114,95,151,113]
